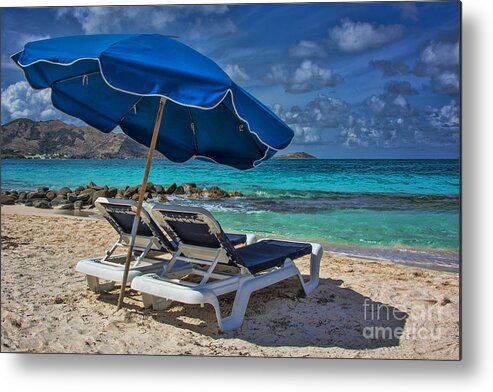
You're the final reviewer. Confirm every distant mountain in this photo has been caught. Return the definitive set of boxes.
[0,118,154,159]
[274,152,317,159]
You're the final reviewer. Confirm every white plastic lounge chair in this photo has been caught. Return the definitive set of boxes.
[131,204,323,331]
[76,198,255,293]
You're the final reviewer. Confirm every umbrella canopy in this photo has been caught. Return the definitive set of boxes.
[11,34,294,169]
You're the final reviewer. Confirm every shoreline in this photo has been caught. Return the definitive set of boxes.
[1,204,459,272]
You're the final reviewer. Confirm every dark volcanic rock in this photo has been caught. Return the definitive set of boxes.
[33,199,51,209]
[182,183,197,193]
[207,186,230,200]
[74,200,83,209]
[0,195,16,205]
[124,186,139,198]
[18,192,27,201]
[57,203,74,210]
[165,183,177,194]
[66,193,78,203]
[76,193,92,203]
[154,185,164,194]
[174,185,185,195]
[92,189,111,204]
[37,186,49,194]
[229,191,244,197]
[87,181,104,190]
[75,186,85,193]
[51,196,68,206]
[27,192,47,200]
[107,187,118,198]
[58,187,72,195]
[45,190,57,200]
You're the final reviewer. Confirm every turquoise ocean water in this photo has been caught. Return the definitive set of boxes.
[1,159,460,269]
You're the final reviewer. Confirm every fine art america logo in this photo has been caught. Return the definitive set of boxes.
[362,298,443,341]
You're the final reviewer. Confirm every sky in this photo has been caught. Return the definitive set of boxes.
[0,2,461,159]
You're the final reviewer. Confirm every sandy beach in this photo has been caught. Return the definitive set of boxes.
[1,206,460,359]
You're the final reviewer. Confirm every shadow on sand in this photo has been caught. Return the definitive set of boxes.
[97,275,408,350]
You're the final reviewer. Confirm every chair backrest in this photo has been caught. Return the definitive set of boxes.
[95,197,177,252]
[148,203,244,267]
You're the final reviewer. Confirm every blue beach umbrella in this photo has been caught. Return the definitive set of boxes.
[12,34,294,307]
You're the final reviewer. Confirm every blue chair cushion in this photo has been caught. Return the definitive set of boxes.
[225,233,247,246]
[236,239,312,274]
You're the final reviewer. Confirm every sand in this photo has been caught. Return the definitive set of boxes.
[0,206,460,359]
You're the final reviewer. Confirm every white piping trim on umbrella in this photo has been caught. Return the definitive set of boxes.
[11,53,291,156]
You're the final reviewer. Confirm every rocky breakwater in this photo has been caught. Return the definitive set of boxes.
[1,182,243,210]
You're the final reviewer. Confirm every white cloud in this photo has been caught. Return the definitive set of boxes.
[224,64,250,83]
[329,18,404,53]
[1,81,59,122]
[273,94,350,144]
[264,60,343,93]
[288,40,327,59]
[413,41,460,96]
[420,41,459,68]
[432,71,460,95]
[364,95,386,114]
[55,6,236,38]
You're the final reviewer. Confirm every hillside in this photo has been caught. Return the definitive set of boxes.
[274,152,317,159]
[0,118,153,159]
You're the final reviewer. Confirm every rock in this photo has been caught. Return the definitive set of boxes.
[174,185,185,195]
[228,191,244,197]
[145,182,154,191]
[165,183,177,194]
[18,192,27,201]
[124,186,139,198]
[115,190,124,199]
[182,183,197,193]
[131,193,140,201]
[107,187,118,198]
[80,188,95,196]
[189,187,205,198]
[27,192,47,200]
[58,187,72,195]
[32,199,51,209]
[66,193,78,203]
[45,191,57,200]
[92,189,111,204]
[37,186,49,194]
[24,200,34,207]
[157,195,169,203]
[51,196,68,206]
[87,181,104,190]
[56,203,74,210]
[76,193,92,203]
[207,186,230,200]
[154,185,164,194]
[0,195,16,205]
[75,186,85,194]
[73,200,83,210]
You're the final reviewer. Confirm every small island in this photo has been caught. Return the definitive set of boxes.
[273,152,317,159]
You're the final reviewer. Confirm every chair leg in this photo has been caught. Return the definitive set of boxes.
[141,293,173,310]
[298,243,323,295]
[86,275,115,293]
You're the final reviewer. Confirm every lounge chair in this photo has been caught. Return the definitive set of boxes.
[76,198,255,293]
[131,204,323,331]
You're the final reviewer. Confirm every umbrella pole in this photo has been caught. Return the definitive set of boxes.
[117,97,166,310]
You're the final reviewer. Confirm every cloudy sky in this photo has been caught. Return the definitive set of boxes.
[1,2,460,158]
